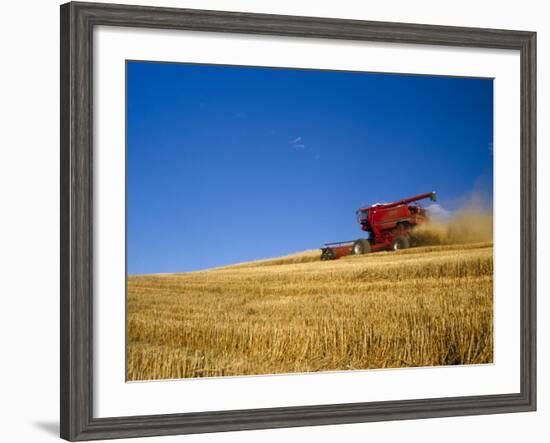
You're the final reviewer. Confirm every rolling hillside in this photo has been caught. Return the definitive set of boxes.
[127,241,493,380]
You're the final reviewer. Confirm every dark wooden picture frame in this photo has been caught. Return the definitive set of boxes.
[60,2,536,440]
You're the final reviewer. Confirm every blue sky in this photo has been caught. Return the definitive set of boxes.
[127,61,493,274]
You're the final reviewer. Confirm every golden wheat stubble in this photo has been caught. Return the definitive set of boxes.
[127,240,493,381]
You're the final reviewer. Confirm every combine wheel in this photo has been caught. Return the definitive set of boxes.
[391,236,410,251]
[352,239,371,255]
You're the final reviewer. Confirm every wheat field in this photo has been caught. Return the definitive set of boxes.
[127,241,493,381]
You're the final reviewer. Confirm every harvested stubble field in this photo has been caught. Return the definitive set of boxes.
[127,241,493,381]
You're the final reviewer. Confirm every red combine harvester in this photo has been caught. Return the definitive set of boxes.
[320,192,437,260]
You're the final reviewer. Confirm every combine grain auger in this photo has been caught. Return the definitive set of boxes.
[320,192,436,260]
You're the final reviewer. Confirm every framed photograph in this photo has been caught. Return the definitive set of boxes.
[60,1,536,440]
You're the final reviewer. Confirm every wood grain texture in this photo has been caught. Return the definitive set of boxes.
[60,2,537,440]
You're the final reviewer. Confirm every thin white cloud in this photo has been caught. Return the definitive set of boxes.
[289,136,306,150]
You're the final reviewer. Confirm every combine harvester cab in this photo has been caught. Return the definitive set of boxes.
[321,192,436,260]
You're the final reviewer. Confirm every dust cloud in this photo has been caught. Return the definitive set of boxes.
[413,197,493,246]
